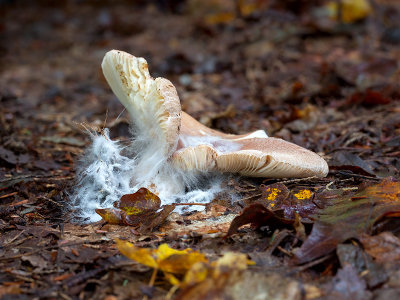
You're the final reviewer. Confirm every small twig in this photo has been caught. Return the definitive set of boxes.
[325,181,335,191]
[143,268,158,300]
[3,230,26,247]
[288,254,333,275]
[166,285,179,300]
[173,203,207,206]
[278,176,318,185]
[0,192,18,199]
[38,195,64,207]
[277,246,293,257]
[102,108,109,131]
[115,108,126,122]
[0,241,87,261]
[234,193,262,203]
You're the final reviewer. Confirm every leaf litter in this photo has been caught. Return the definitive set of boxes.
[1,0,400,299]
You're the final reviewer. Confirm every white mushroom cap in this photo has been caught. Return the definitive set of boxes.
[101,50,181,157]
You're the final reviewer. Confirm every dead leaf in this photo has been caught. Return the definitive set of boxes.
[360,232,400,263]
[96,188,174,231]
[329,151,376,177]
[226,203,279,237]
[95,208,124,225]
[0,283,21,298]
[116,240,208,282]
[325,264,372,300]
[294,178,400,264]
[115,188,161,215]
[176,268,302,300]
[326,0,372,23]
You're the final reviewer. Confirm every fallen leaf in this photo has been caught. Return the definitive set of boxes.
[360,232,400,263]
[95,208,124,225]
[176,266,302,300]
[326,0,372,23]
[0,146,29,165]
[116,239,208,283]
[177,252,254,295]
[0,283,21,298]
[294,178,400,264]
[226,203,280,237]
[349,90,391,106]
[325,264,372,300]
[329,151,376,177]
[228,183,319,236]
[115,188,161,215]
[96,188,174,231]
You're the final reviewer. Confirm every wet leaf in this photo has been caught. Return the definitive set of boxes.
[260,183,316,222]
[0,284,21,298]
[294,178,400,264]
[228,183,319,236]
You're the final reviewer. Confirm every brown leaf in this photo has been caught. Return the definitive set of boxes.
[325,264,372,300]
[97,188,174,231]
[138,204,175,233]
[115,188,161,215]
[329,151,376,177]
[227,203,290,237]
[259,183,317,222]
[360,232,400,263]
[294,178,400,264]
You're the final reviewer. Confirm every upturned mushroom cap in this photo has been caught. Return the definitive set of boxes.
[101,50,181,157]
[172,113,329,178]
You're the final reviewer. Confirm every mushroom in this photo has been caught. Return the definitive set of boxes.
[101,50,329,180]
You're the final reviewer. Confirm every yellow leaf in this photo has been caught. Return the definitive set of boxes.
[156,243,192,261]
[116,239,157,269]
[326,0,372,23]
[213,252,255,272]
[164,272,181,286]
[116,240,208,275]
[182,252,254,288]
[159,252,208,274]
[182,262,210,286]
[95,208,123,224]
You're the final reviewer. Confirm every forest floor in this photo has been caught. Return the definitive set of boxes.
[1,1,400,299]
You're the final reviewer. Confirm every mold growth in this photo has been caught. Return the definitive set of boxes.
[72,129,222,222]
